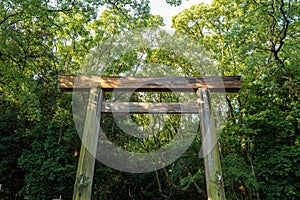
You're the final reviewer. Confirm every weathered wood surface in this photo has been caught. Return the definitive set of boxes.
[59,75,241,92]
[73,88,103,200]
[197,88,226,200]
[101,102,200,114]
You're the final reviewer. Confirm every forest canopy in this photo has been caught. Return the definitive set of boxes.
[0,0,299,199]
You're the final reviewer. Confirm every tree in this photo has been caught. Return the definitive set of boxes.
[2,0,298,199]
[0,0,155,198]
[173,0,300,199]
[1,0,197,199]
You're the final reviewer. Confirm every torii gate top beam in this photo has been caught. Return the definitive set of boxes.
[59,75,241,93]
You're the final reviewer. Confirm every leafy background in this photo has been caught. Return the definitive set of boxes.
[0,0,299,199]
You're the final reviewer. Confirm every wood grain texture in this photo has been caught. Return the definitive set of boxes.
[197,88,226,200]
[101,102,200,114]
[73,88,102,200]
[59,75,241,92]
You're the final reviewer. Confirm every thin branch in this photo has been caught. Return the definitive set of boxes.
[0,52,22,68]
[0,12,21,25]
[225,95,234,118]
[185,167,208,199]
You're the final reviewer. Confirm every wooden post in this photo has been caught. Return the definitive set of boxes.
[73,87,103,200]
[197,87,226,200]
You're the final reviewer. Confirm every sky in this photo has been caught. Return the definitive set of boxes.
[98,0,213,29]
[149,0,213,28]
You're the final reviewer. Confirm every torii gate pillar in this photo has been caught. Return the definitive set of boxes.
[198,87,226,200]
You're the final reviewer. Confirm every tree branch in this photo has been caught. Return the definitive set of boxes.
[185,167,208,199]
[0,12,21,25]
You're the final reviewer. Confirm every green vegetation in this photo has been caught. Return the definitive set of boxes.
[0,0,299,199]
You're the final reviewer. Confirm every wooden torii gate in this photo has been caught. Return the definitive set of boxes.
[59,75,241,200]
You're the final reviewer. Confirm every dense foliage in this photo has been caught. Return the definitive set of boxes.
[0,0,299,199]
[173,0,300,199]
